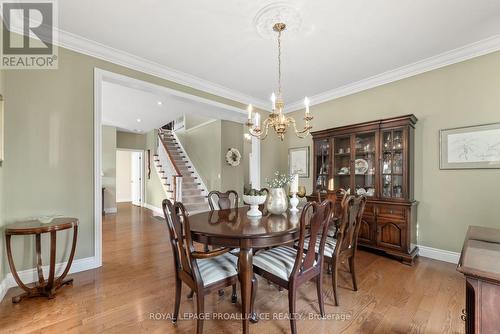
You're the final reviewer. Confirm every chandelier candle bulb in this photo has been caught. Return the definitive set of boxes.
[254,112,260,128]
[305,97,310,114]
[271,92,276,111]
[247,104,253,120]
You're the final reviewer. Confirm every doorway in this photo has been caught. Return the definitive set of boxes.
[116,149,144,207]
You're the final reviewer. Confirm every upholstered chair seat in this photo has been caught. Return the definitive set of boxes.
[197,253,238,287]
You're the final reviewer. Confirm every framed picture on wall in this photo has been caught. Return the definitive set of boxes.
[440,123,500,169]
[289,146,309,177]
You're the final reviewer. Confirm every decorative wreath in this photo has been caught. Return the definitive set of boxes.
[225,148,241,167]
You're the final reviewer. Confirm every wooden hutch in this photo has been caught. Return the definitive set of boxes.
[307,114,418,264]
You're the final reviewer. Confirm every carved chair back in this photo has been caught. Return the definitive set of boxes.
[162,199,201,283]
[208,190,239,211]
[291,200,334,281]
[334,195,367,255]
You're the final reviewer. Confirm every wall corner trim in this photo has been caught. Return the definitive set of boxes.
[143,203,163,216]
[0,256,100,302]
[418,245,460,264]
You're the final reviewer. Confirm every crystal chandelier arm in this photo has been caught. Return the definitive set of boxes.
[248,116,270,140]
[287,116,312,138]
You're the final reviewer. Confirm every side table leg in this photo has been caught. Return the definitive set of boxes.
[6,234,38,303]
[45,231,57,298]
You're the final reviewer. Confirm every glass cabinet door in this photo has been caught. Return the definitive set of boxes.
[354,132,376,197]
[332,136,352,192]
[314,139,330,193]
[381,128,405,199]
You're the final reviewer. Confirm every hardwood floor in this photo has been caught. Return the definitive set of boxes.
[0,203,465,333]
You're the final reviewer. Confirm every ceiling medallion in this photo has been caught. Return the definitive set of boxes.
[254,2,302,39]
[246,21,313,141]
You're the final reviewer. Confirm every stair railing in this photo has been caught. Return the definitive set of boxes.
[157,129,183,202]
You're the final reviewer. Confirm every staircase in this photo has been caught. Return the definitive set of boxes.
[154,129,209,213]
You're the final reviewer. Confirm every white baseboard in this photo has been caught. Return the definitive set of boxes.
[0,256,100,302]
[104,207,117,214]
[418,245,460,264]
[143,203,163,216]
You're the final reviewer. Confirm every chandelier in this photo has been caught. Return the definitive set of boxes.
[246,22,313,141]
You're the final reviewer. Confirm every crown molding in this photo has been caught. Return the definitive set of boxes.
[285,34,500,112]
[56,29,269,111]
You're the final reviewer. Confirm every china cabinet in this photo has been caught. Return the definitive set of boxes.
[308,115,418,264]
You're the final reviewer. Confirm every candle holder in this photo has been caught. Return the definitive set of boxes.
[289,192,299,213]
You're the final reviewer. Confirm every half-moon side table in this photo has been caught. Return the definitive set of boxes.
[5,218,79,303]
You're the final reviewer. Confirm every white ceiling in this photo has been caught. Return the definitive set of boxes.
[61,0,500,109]
[101,78,247,133]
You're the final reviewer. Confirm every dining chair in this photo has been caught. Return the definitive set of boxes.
[252,200,334,334]
[162,199,239,334]
[301,195,367,306]
[207,190,239,211]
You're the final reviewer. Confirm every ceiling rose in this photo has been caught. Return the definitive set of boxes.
[254,2,302,39]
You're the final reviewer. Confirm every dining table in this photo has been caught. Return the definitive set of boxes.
[188,206,304,334]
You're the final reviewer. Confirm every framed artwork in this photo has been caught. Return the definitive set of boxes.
[289,146,309,178]
[440,123,500,169]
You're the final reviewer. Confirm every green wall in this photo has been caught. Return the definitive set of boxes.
[102,126,117,211]
[0,44,250,282]
[177,119,248,200]
[116,131,147,150]
[177,120,222,191]
[221,120,245,201]
[284,51,500,252]
[0,70,5,280]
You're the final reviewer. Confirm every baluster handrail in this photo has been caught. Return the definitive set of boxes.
[157,129,183,202]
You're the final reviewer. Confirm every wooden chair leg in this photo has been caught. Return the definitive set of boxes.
[196,292,205,334]
[173,278,182,323]
[316,275,325,317]
[231,284,237,303]
[332,261,339,306]
[349,256,358,291]
[250,275,258,323]
[288,288,297,334]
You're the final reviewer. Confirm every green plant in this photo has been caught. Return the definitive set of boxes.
[244,187,267,196]
[266,171,293,188]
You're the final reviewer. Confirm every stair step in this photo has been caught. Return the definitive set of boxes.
[183,183,201,190]
[183,189,203,196]
[183,202,209,212]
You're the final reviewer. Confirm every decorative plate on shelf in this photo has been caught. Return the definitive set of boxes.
[355,159,369,174]
[225,148,241,167]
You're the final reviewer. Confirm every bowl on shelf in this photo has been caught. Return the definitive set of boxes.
[242,194,267,217]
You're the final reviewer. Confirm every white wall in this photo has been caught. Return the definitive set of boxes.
[116,150,132,202]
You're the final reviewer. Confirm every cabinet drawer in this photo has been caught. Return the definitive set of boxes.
[378,205,406,220]
[363,204,376,217]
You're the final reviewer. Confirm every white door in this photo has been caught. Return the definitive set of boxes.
[131,151,143,206]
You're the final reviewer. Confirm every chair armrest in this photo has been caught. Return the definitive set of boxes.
[191,247,231,259]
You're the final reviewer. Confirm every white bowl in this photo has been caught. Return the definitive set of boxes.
[242,195,267,217]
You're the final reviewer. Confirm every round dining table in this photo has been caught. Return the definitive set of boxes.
[188,206,303,334]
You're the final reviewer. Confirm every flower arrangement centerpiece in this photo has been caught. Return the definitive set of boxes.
[265,172,294,215]
[242,187,268,217]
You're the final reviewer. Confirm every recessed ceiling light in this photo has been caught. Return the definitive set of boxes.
[136,118,142,123]
[157,101,163,106]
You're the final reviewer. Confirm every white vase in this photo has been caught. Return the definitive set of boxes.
[266,188,288,215]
